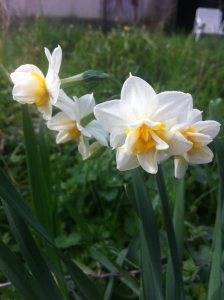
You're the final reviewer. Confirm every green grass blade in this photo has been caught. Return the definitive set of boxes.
[166,178,185,300]
[130,168,163,300]
[0,240,48,300]
[2,200,64,300]
[0,168,103,300]
[155,165,185,300]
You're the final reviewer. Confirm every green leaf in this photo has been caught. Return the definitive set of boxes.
[22,105,52,236]
[2,200,64,300]
[155,165,185,300]
[0,240,48,300]
[0,168,103,300]
[129,169,163,299]
[104,248,128,300]
[39,117,51,202]
[90,248,139,296]
[209,101,224,190]
[166,178,185,300]
[207,192,222,300]
[66,202,92,241]
[139,222,161,300]
[22,105,68,299]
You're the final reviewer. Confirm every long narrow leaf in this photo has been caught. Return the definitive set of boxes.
[130,168,163,300]
[155,165,185,300]
[90,248,139,296]
[0,240,48,300]
[0,168,103,300]
[23,105,69,299]
[208,101,223,299]
[22,105,52,236]
[2,200,64,300]
[104,248,128,300]
[166,178,185,300]
[139,222,160,300]
[207,191,222,300]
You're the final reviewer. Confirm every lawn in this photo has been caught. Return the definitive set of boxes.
[0,17,224,299]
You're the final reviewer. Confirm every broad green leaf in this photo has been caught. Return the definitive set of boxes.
[0,240,48,300]
[0,168,103,300]
[2,200,64,300]
[130,169,163,299]
[155,165,185,300]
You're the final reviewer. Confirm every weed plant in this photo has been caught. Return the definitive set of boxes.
[0,18,224,299]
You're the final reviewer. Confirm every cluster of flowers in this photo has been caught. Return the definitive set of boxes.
[10,46,220,178]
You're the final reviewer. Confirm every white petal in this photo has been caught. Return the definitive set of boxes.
[51,45,62,74]
[192,121,220,139]
[116,147,140,171]
[56,131,72,144]
[110,133,126,149]
[137,149,158,174]
[188,109,202,124]
[150,92,193,124]
[188,146,213,164]
[157,153,170,163]
[174,156,188,178]
[150,130,169,150]
[94,100,137,135]
[12,76,42,104]
[166,131,193,155]
[37,100,52,120]
[85,120,108,146]
[54,90,77,120]
[47,112,74,131]
[187,132,212,144]
[77,93,95,119]
[77,123,91,137]
[78,135,90,157]
[10,64,44,83]
[46,76,60,104]
[125,130,139,155]
[128,118,161,130]
[121,76,156,118]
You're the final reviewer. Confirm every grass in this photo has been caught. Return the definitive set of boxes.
[0,18,224,299]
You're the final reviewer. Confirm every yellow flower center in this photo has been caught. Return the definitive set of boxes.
[181,127,203,152]
[67,121,81,140]
[126,122,167,154]
[31,72,49,107]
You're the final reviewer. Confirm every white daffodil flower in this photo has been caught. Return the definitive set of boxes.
[94,75,194,174]
[174,108,220,178]
[10,45,62,120]
[47,90,108,158]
